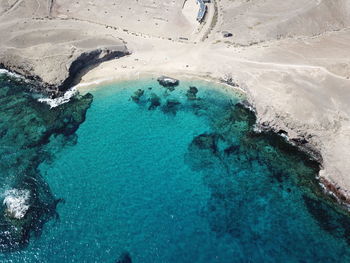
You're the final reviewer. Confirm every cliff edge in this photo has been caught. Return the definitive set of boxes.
[0,0,129,94]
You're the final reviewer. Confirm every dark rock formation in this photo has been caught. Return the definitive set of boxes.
[220,74,239,87]
[131,89,144,103]
[224,145,240,155]
[222,31,233,38]
[116,252,132,263]
[192,133,220,154]
[148,93,161,110]
[186,86,199,100]
[0,42,129,97]
[157,76,179,90]
[162,99,181,114]
[0,73,93,251]
[59,48,129,94]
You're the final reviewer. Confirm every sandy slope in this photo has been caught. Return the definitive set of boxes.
[1,0,350,203]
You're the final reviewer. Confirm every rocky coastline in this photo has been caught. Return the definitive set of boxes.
[0,47,130,97]
[1,60,349,212]
[243,101,350,212]
[0,0,349,216]
[257,121,350,212]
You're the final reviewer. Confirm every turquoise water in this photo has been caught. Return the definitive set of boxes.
[1,76,350,262]
[0,72,92,252]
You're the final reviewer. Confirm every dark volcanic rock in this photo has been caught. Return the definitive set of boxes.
[222,31,233,38]
[186,86,199,100]
[157,76,179,90]
[0,32,129,97]
[0,73,93,252]
[131,89,144,103]
[193,133,219,153]
[148,93,161,110]
[162,99,181,114]
[116,252,132,263]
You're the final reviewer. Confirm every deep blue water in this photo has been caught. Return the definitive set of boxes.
[1,76,350,262]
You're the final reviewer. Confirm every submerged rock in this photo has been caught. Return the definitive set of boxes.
[148,93,161,110]
[186,86,199,100]
[116,252,132,263]
[162,99,181,115]
[157,76,179,91]
[224,145,240,155]
[0,73,93,251]
[131,89,144,103]
[192,133,219,153]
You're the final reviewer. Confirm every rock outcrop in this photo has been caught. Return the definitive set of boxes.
[0,0,129,96]
[0,30,129,95]
[157,76,179,89]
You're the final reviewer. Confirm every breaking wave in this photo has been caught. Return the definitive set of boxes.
[38,87,78,108]
[3,189,30,219]
[0,69,24,80]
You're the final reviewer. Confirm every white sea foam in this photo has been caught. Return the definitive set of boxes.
[0,68,78,108]
[3,189,30,219]
[253,124,263,133]
[38,87,78,108]
[242,103,256,113]
[0,69,24,79]
[280,133,290,141]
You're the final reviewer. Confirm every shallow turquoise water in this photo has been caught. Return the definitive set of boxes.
[2,77,350,262]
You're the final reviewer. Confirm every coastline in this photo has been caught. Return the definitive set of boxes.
[4,73,349,261]
[77,72,350,212]
[76,71,247,97]
[1,0,350,212]
[2,65,348,211]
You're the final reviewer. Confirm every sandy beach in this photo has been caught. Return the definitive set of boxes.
[1,0,350,205]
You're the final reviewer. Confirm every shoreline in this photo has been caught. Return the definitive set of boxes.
[2,59,350,213]
[76,71,247,97]
[1,0,350,214]
[77,72,350,213]
[3,68,349,260]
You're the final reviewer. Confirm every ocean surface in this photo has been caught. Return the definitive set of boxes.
[1,74,350,262]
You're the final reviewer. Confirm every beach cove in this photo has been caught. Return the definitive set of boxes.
[1,0,350,205]
[1,0,350,261]
[1,74,350,261]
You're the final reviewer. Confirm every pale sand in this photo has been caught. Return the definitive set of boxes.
[1,0,350,203]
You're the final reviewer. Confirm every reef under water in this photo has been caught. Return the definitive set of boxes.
[1,78,350,262]
[0,72,92,252]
